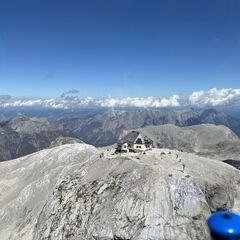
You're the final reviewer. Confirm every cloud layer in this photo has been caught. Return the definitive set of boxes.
[0,88,240,109]
[189,88,240,106]
[0,95,181,109]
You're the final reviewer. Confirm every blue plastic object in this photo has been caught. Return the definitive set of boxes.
[207,211,240,240]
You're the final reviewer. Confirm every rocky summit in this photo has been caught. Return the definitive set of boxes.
[0,143,239,240]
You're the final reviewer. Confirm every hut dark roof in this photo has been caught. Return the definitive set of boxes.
[119,131,153,144]
[119,131,139,144]
[143,136,153,144]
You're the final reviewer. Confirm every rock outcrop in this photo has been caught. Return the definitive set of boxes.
[0,143,240,239]
[49,137,83,148]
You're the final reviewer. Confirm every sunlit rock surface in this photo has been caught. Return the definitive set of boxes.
[49,136,83,148]
[0,144,239,240]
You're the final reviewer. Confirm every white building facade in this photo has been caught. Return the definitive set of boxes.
[117,131,153,153]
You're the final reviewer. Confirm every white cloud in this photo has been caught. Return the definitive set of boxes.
[1,88,240,109]
[189,88,240,106]
[96,95,180,108]
[0,95,180,109]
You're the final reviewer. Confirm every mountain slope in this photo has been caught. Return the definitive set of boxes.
[0,143,240,239]
[59,108,240,147]
[0,116,76,161]
[49,136,83,148]
[129,124,240,160]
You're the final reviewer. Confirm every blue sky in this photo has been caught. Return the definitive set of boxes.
[0,0,240,98]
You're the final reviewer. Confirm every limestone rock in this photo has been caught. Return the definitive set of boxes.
[0,144,239,240]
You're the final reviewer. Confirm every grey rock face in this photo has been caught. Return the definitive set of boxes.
[0,144,239,240]
[0,116,77,161]
[35,165,209,240]
[0,144,98,239]
[49,137,83,148]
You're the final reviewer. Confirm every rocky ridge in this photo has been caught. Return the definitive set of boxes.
[49,136,83,148]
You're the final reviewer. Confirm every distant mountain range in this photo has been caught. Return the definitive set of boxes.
[0,107,240,161]
[59,108,240,146]
[0,116,73,161]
